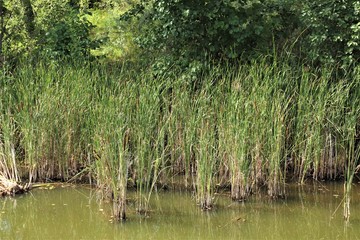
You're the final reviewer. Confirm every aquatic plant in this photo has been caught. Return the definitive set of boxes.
[0,100,19,182]
[0,58,359,221]
[93,94,130,221]
[342,67,360,221]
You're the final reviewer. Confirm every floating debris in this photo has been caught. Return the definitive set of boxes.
[0,175,31,196]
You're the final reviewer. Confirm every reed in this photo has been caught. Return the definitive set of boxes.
[11,63,93,182]
[219,66,252,200]
[132,77,163,212]
[342,67,360,221]
[0,95,20,182]
[0,58,359,221]
[263,66,290,198]
[161,78,190,187]
[221,60,289,199]
[195,83,218,209]
[93,93,130,221]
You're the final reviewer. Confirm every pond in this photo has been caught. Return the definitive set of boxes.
[0,182,360,240]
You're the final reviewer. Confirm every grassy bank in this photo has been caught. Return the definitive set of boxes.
[0,59,359,221]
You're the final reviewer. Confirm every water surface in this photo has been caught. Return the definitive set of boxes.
[1,183,360,239]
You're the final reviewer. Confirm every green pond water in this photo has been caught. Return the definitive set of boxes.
[1,183,360,240]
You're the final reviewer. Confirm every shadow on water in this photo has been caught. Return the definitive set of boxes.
[0,182,359,240]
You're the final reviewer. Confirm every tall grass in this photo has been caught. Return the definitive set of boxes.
[342,66,360,221]
[132,77,165,213]
[194,80,218,209]
[0,58,359,221]
[0,91,19,182]
[93,93,130,220]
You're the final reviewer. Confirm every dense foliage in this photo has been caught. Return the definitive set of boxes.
[35,0,95,59]
[123,1,297,61]
[301,0,360,66]
[0,0,359,222]
[0,0,358,68]
[119,0,358,68]
[0,0,95,65]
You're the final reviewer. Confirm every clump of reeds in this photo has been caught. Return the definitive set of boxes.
[342,66,360,221]
[92,93,131,221]
[218,66,252,200]
[0,81,20,182]
[195,86,218,209]
[0,58,359,222]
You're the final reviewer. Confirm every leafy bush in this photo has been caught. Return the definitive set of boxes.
[120,0,298,66]
[35,1,96,60]
[0,0,35,63]
[301,0,360,67]
[0,0,97,64]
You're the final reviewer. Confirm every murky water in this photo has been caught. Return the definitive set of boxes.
[1,183,360,240]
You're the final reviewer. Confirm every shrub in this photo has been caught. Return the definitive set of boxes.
[301,0,360,67]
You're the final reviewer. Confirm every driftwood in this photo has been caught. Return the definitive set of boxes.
[0,176,31,196]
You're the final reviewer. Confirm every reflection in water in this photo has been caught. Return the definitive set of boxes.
[0,219,11,232]
[0,183,358,239]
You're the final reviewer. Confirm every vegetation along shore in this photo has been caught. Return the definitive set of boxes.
[0,0,359,222]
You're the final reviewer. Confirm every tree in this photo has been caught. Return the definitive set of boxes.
[20,0,35,38]
[0,0,97,64]
[37,1,95,59]
[120,0,299,67]
[301,0,359,66]
[0,0,27,65]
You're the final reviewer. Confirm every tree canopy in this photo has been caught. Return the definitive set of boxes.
[0,0,358,68]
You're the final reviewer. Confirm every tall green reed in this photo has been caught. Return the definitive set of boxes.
[0,57,359,221]
[93,93,131,221]
[244,60,289,197]
[195,84,218,209]
[342,67,360,221]
[219,66,252,200]
[131,77,163,212]
[12,63,93,182]
[0,93,20,181]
